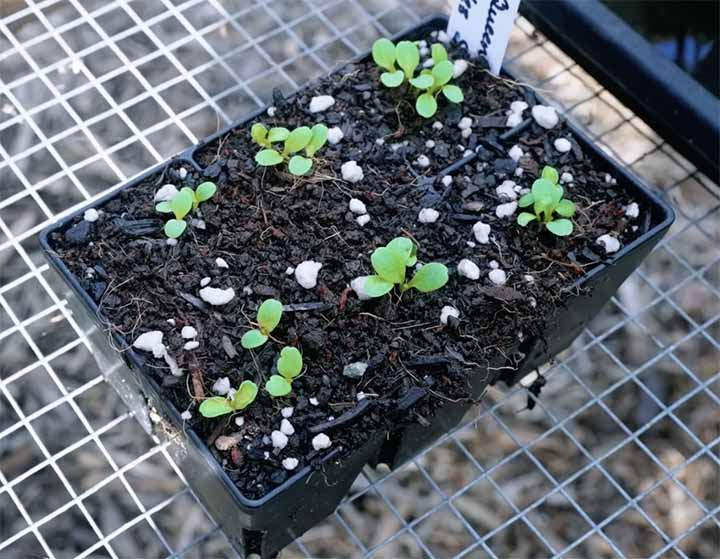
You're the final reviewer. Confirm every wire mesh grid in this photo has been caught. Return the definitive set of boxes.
[0,0,717,557]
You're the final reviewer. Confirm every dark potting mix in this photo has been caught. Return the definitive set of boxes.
[48,31,650,499]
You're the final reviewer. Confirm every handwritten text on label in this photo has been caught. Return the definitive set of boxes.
[448,0,521,75]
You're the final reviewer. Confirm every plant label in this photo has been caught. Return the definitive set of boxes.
[448,0,521,75]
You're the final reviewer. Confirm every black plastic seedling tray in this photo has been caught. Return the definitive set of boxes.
[40,16,674,558]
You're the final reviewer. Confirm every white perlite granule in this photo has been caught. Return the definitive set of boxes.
[295,261,322,289]
[457,259,480,280]
[418,208,440,223]
[309,95,335,113]
[440,306,459,325]
[312,433,332,451]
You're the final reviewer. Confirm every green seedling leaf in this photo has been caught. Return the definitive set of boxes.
[164,219,187,239]
[170,189,193,220]
[381,70,405,88]
[386,237,416,266]
[416,93,438,118]
[251,123,268,146]
[517,212,537,226]
[241,329,268,349]
[257,298,283,333]
[518,192,534,208]
[372,38,396,71]
[277,347,302,380]
[431,60,454,87]
[267,127,290,143]
[546,218,573,236]
[199,397,234,418]
[266,375,292,397]
[531,178,560,202]
[155,201,172,213]
[284,127,312,154]
[256,149,284,166]
[442,84,464,103]
[541,166,559,184]
[409,74,434,90]
[288,155,313,176]
[431,43,448,64]
[371,246,406,284]
[406,262,448,293]
[555,199,576,217]
[305,124,328,157]
[195,181,217,202]
[363,276,394,298]
[232,380,258,410]
[396,40,419,78]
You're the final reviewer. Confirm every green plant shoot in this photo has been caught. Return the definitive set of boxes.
[265,347,303,397]
[199,380,258,418]
[241,299,283,349]
[155,181,217,238]
[253,123,328,176]
[517,166,576,236]
[361,237,448,298]
[371,39,464,119]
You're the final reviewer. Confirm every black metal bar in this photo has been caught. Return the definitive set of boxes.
[521,0,719,181]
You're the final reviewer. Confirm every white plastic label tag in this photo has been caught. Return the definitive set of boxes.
[447,0,521,75]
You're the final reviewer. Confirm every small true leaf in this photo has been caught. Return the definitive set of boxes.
[386,237,415,266]
[155,201,172,213]
[255,149,284,166]
[517,212,537,226]
[531,178,557,201]
[363,276,394,298]
[199,397,234,418]
[396,40,419,78]
[518,192,535,207]
[277,347,302,380]
[431,43,448,64]
[372,38,396,71]
[195,181,217,202]
[407,263,448,293]
[371,247,406,284]
[164,219,187,239]
[241,329,268,349]
[305,124,328,157]
[409,74,434,90]
[170,190,193,220]
[267,127,290,143]
[431,60,453,87]
[416,93,438,118]
[284,127,312,154]
[232,380,258,410]
[442,85,464,103]
[546,219,573,236]
[266,375,292,397]
[288,155,313,176]
[251,123,268,145]
[257,299,282,333]
[541,166,559,185]
[381,70,405,88]
[555,199,576,217]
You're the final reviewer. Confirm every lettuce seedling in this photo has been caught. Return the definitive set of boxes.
[372,38,420,88]
[517,166,576,236]
[372,39,464,119]
[199,380,258,418]
[410,45,464,118]
[156,182,217,238]
[253,123,328,176]
[241,298,283,349]
[265,347,303,397]
[361,237,448,297]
